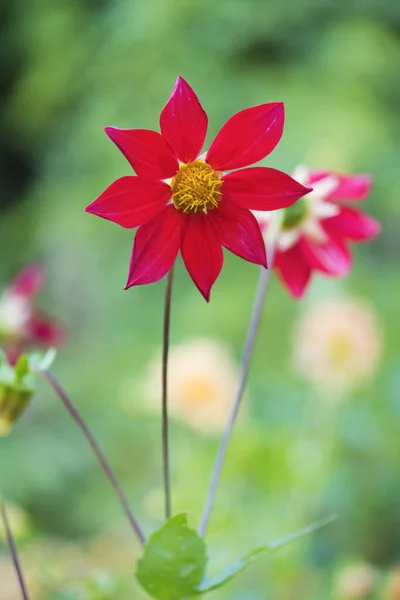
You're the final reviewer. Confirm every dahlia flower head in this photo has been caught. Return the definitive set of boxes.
[86,76,311,300]
[132,337,240,434]
[0,265,64,364]
[255,165,381,298]
[293,297,383,394]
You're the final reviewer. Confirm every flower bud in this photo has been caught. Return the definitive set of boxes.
[0,385,33,435]
[0,353,34,435]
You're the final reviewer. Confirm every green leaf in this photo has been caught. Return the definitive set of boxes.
[0,352,35,392]
[196,514,337,594]
[136,513,207,600]
[14,354,30,382]
[28,348,57,372]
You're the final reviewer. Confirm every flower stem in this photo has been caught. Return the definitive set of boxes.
[35,369,146,545]
[162,267,174,520]
[198,247,275,536]
[0,496,30,600]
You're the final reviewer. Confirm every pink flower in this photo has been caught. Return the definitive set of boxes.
[0,265,65,364]
[86,77,310,300]
[256,166,381,298]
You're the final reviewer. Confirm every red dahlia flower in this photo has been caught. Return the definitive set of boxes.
[255,165,381,298]
[86,76,310,300]
[0,265,65,364]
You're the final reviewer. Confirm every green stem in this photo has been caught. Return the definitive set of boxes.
[35,369,146,545]
[198,246,275,536]
[162,267,174,519]
[0,496,30,600]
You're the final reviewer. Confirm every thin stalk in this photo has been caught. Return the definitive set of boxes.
[162,267,174,520]
[198,246,275,536]
[35,369,146,545]
[0,497,30,600]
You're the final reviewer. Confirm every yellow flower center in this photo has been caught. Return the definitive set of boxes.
[282,197,308,229]
[180,376,216,407]
[329,333,352,367]
[171,159,223,214]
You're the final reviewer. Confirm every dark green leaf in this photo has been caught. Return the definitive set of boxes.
[136,513,207,600]
[196,514,337,594]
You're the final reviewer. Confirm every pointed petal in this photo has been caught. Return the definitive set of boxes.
[125,206,183,287]
[274,244,312,298]
[2,344,23,366]
[212,201,267,266]
[26,312,65,346]
[9,265,45,298]
[85,177,171,228]
[222,167,311,210]
[299,234,351,276]
[323,207,381,241]
[105,127,179,179]
[181,213,223,301]
[206,102,284,171]
[309,171,372,201]
[159,76,208,163]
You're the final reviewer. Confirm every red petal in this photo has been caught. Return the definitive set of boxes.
[323,207,381,241]
[125,205,183,287]
[26,312,65,346]
[160,76,208,163]
[206,102,284,171]
[85,177,171,228]
[299,234,351,276]
[274,244,312,299]
[105,127,179,179]
[222,167,311,210]
[9,265,45,298]
[309,171,372,201]
[212,201,267,267]
[2,344,23,366]
[181,213,224,301]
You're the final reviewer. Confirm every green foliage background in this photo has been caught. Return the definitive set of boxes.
[1,0,400,597]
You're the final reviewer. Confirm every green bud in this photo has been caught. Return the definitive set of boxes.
[0,352,35,436]
[0,384,33,435]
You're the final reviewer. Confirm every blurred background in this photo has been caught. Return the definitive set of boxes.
[0,0,399,597]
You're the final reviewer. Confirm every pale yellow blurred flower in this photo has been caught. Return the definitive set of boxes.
[293,298,383,394]
[121,337,240,434]
[384,566,400,600]
[334,562,377,599]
